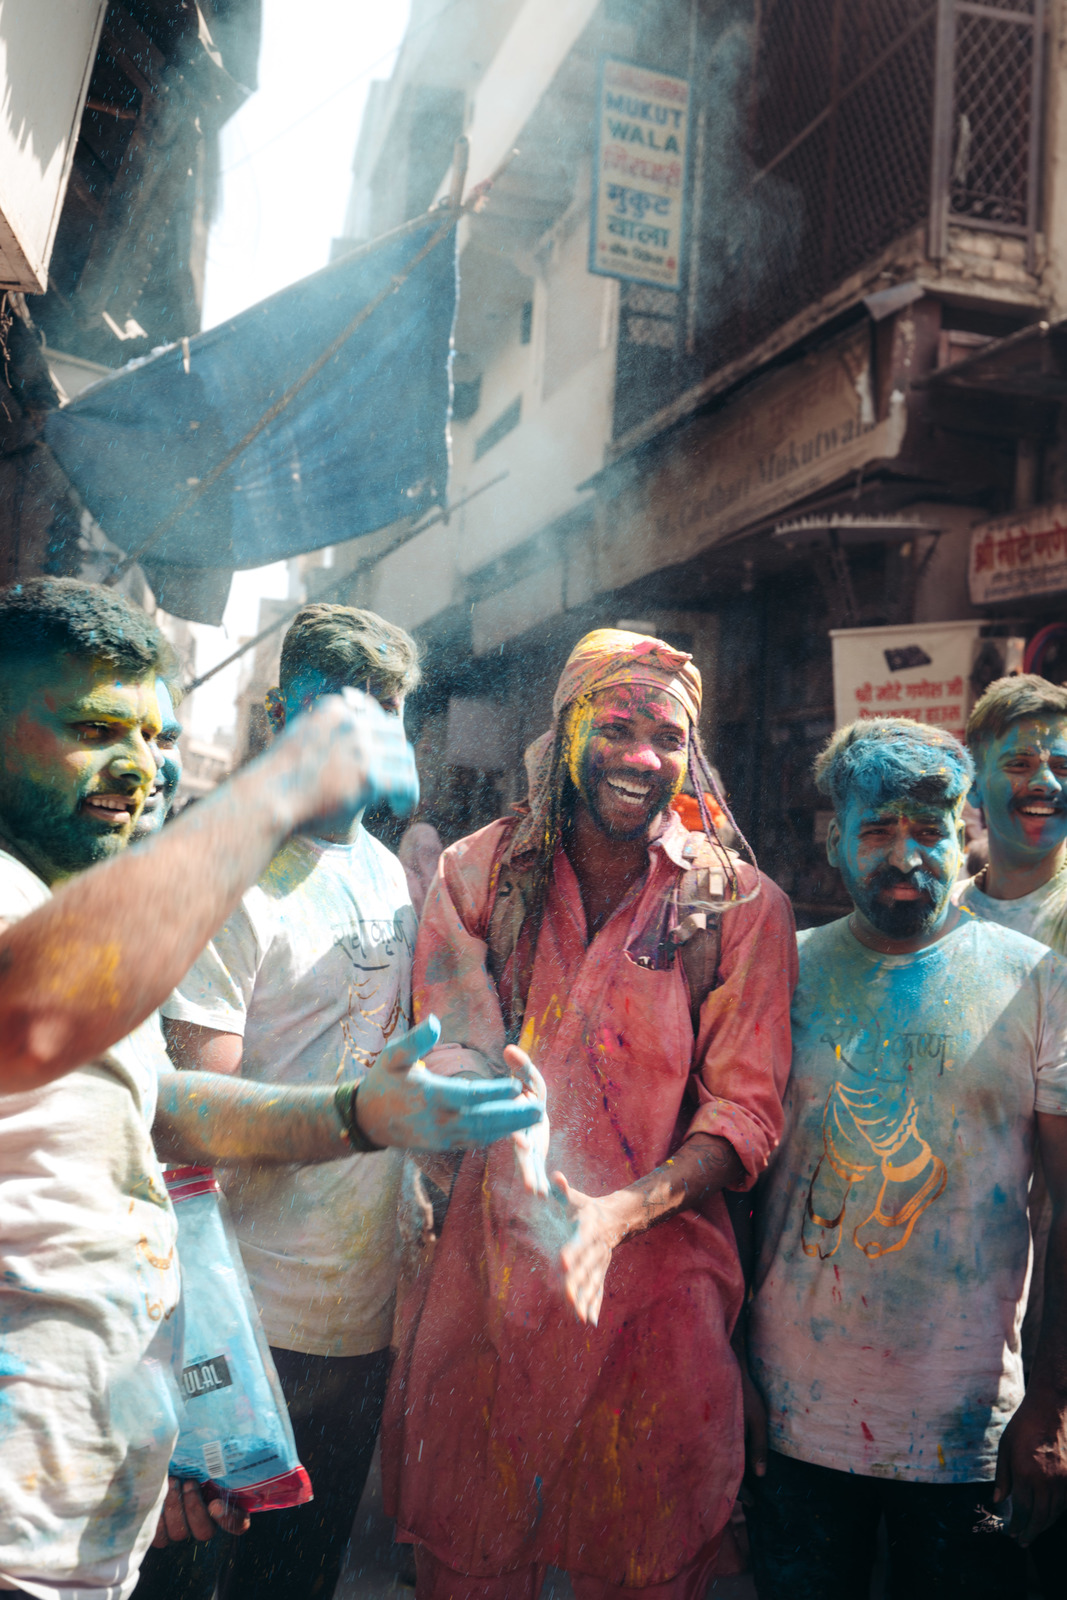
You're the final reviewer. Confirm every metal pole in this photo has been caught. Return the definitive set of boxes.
[1027,0,1046,274]
[928,0,957,262]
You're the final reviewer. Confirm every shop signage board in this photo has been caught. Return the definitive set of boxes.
[969,504,1067,605]
[830,620,983,743]
[596,324,908,593]
[590,59,689,291]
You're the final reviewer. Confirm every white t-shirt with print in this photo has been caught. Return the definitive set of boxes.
[750,914,1067,1484]
[162,829,416,1358]
[955,868,1067,955]
[0,847,180,1600]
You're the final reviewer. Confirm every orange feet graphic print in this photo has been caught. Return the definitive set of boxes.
[802,1039,947,1261]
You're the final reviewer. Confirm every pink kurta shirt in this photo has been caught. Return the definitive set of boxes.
[384,813,796,1586]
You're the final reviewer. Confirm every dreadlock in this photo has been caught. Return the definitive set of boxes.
[687,724,759,906]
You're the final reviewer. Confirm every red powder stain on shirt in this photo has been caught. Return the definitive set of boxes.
[861,1422,874,1442]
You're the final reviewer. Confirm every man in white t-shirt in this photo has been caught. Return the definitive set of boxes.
[954,672,1067,1596]
[744,717,1067,1600]
[156,604,433,1600]
[0,579,544,1600]
[956,672,1067,949]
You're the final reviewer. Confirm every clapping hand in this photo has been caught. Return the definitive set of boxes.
[553,1172,622,1328]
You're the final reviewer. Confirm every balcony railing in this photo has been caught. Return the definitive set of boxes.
[612,0,1045,440]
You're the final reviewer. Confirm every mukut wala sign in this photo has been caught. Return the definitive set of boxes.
[590,59,689,291]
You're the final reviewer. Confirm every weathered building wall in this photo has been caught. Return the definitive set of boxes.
[0,0,260,592]
[332,0,1067,905]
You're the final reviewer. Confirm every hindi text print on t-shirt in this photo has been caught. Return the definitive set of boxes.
[0,847,180,1600]
[162,830,416,1357]
[751,914,1067,1484]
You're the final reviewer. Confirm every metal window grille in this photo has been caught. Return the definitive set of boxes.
[747,0,1045,331]
[613,0,1045,438]
[748,0,939,322]
[932,0,1044,254]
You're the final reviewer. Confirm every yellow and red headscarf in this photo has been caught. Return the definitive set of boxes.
[550,628,702,726]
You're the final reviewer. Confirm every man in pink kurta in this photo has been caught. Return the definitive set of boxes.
[383,630,797,1599]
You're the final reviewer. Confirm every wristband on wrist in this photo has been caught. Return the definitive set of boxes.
[335,1082,384,1153]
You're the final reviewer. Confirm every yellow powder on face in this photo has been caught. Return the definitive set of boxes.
[563,697,597,793]
[562,692,688,801]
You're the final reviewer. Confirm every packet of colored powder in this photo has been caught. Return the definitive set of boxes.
[164,1166,312,1512]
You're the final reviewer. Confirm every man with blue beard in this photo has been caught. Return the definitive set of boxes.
[743,717,1067,1600]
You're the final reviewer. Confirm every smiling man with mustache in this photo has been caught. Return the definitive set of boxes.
[957,675,1067,946]
[955,675,1067,1596]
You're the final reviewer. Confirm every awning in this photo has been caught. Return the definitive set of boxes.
[44,214,458,623]
[913,317,1067,402]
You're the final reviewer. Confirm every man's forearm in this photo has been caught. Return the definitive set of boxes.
[605,1133,743,1242]
[154,1072,351,1166]
[0,762,291,1092]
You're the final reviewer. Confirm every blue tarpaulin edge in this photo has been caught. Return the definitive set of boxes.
[45,216,457,621]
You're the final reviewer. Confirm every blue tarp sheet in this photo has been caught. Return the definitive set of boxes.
[45,216,457,622]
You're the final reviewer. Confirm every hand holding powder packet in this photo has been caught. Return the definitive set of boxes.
[164,1167,312,1512]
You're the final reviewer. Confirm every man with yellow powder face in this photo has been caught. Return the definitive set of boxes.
[0,579,544,1600]
[382,628,798,1600]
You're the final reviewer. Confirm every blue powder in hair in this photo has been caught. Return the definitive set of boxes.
[819,723,974,814]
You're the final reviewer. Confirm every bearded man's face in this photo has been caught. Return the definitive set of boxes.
[828,795,962,940]
[566,684,689,842]
[0,653,161,883]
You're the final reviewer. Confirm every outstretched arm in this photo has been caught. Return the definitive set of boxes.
[995,1111,1067,1544]
[0,691,417,1093]
[154,1016,542,1164]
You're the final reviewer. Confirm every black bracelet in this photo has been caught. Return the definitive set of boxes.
[335,1082,384,1153]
